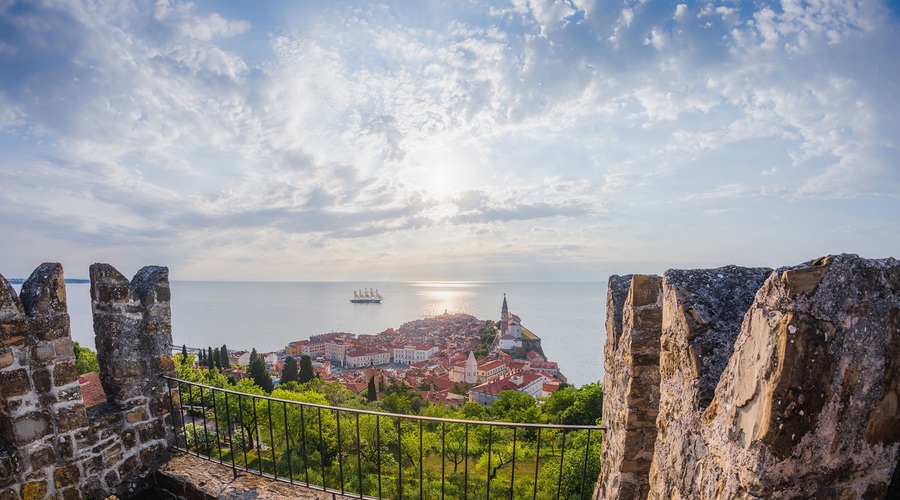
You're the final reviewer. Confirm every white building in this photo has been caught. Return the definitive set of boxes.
[393,344,437,365]
[449,351,479,384]
[498,333,521,351]
[345,349,390,368]
[477,359,507,382]
[325,341,350,364]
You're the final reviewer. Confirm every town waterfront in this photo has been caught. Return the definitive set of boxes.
[60,281,606,387]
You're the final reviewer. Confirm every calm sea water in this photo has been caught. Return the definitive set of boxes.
[60,281,607,387]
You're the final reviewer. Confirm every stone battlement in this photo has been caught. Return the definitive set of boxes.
[597,254,900,499]
[0,263,177,499]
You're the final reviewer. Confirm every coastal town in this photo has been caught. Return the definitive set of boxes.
[215,295,566,406]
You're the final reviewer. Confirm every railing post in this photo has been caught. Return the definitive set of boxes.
[355,413,362,498]
[464,423,469,500]
[337,408,344,494]
[510,426,517,500]
[224,391,237,479]
[397,417,403,499]
[580,429,593,500]
[377,414,383,500]
[533,427,541,500]
[419,419,424,500]
[267,401,276,480]
[557,430,567,499]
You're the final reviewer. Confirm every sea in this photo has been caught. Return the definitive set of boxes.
[54,281,608,387]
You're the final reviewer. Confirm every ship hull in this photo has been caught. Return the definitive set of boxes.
[350,299,382,303]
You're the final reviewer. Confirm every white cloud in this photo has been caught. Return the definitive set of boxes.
[0,0,897,279]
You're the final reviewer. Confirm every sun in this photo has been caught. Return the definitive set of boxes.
[403,147,484,196]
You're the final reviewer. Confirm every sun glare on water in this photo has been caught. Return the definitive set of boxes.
[411,281,482,317]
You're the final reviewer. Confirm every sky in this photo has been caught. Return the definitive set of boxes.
[1,0,899,282]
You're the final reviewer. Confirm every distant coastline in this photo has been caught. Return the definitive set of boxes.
[7,278,90,284]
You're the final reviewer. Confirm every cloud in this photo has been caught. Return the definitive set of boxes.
[0,0,898,279]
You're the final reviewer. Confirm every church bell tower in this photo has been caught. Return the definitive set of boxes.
[500,293,509,336]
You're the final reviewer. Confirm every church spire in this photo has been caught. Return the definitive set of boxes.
[501,293,509,336]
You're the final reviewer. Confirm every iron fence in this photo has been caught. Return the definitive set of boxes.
[164,377,603,499]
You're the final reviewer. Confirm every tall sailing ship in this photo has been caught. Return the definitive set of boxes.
[351,288,383,303]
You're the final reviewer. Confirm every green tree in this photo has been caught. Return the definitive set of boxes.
[207,346,214,369]
[213,347,222,370]
[381,392,411,414]
[181,344,188,360]
[73,342,100,375]
[249,348,258,365]
[219,344,229,368]
[248,357,274,393]
[299,355,315,383]
[282,356,299,384]
[366,376,377,402]
[544,382,603,425]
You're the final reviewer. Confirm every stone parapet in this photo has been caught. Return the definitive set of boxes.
[0,263,177,499]
[598,254,900,499]
[597,274,662,499]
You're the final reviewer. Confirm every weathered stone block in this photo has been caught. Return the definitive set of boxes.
[122,429,136,449]
[112,359,149,378]
[52,362,78,387]
[26,315,70,341]
[32,344,56,362]
[20,480,47,500]
[0,369,32,398]
[55,405,89,433]
[104,448,124,465]
[32,369,52,394]
[11,411,50,446]
[53,464,80,488]
[0,350,14,370]
[38,393,57,406]
[158,354,175,373]
[92,282,130,304]
[149,393,173,417]
[104,470,119,489]
[28,445,55,470]
[118,455,139,479]
[125,406,149,424]
[139,442,165,464]
[53,339,74,358]
[60,487,80,500]
[137,419,166,442]
[81,454,102,476]
[57,435,74,461]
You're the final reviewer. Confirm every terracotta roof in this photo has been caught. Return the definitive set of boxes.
[78,372,107,408]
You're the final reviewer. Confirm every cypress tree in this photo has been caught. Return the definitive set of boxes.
[207,347,214,368]
[367,376,377,402]
[248,358,274,392]
[299,355,314,383]
[181,344,188,360]
[213,348,222,370]
[220,344,229,368]
[249,348,258,365]
[282,356,299,384]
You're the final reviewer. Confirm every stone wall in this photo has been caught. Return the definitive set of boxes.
[598,254,900,499]
[596,274,662,499]
[0,263,176,499]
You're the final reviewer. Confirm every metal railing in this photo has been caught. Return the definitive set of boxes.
[165,377,603,499]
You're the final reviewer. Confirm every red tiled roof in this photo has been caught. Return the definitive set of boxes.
[78,372,107,408]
